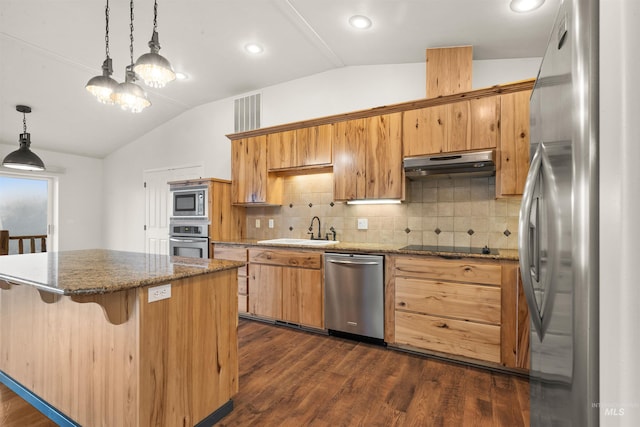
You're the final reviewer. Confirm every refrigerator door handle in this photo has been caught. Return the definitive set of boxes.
[519,144,546,339]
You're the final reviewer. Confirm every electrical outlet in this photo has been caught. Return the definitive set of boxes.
[268,219,274,229]
[148,284,171,303]
[255,219,261,228]
[357,218,368,230]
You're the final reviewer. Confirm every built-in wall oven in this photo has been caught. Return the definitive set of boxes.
[169,221,209,259]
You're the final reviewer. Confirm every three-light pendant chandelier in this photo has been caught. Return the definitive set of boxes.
[85,0,175,113]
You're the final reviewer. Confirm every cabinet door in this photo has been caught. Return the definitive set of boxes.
[447,101,470,152]
[497,90,531,197]
[267,130,296,170]
[366,113,403,199]
[282,267,323,328]
[333,119,366,200]
[248,264,282,319]
[231,136,267,203]
[296,124,332,167]
[231,136,282,205]
[470,96,500,150]
[403,105,448,156]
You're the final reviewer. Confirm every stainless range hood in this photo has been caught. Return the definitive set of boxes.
[403,150,496,180]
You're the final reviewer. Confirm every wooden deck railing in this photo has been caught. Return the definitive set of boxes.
[0,230,47,255]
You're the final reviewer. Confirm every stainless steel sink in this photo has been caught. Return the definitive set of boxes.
[257,238,339,246]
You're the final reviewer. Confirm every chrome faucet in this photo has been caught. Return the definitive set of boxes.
[308,216,321,240]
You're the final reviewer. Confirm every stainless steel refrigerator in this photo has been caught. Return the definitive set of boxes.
[518,0,599,425]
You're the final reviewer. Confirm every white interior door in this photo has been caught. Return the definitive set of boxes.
[144,166,203,255]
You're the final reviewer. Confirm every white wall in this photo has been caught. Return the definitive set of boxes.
[0,143,103,251]
[103,58,541,251]
[599,0,640,424]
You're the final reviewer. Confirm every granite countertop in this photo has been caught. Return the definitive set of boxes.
[0,249,245,296]
[211,239,519,261]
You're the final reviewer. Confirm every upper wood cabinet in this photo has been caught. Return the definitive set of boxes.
[267,124,332,171]
[497,90,531,197]
[333,113,403,201]
[231,136,283,205]
[470,96,501,150]
[267,130,296,170]
[403,96,500,157]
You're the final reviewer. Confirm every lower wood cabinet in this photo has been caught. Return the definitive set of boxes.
[248,248,324,329]
[212,244,249,314]
[388,255,529,370]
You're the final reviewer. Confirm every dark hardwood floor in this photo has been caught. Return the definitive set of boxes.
[0,318,529,426]
[0,383,56,427]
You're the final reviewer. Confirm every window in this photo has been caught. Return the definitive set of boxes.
[0,174,52,254]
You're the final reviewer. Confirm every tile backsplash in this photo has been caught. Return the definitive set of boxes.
[245,173,521,250]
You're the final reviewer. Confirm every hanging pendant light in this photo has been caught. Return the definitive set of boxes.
[112,0,151,113]
[85,0,118,104]
[134,0,175,88]
[2,106,45,171]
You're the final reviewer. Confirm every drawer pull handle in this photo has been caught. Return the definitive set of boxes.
[398,301,406,307]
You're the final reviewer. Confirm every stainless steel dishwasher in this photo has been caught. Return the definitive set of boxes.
[324,253,384,342]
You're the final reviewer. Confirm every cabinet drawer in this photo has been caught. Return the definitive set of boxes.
[238,265,247,277]
[395,256,502,285]
[395,311,500,363]
[213,245,247,262]
[395,277,501,325]
[238,294,248,313]
[249,249,322,269]
[238,277,248,295]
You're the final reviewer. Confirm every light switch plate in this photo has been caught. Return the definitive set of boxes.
[255,219,261,228]
[357,218,368,230]
[148,284,171,303]
[268,219,274,228]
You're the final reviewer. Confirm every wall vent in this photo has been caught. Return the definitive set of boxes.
[234,93,261,132]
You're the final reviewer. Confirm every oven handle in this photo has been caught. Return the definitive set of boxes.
[169,237,207,243]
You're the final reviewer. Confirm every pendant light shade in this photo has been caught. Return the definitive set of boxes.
[112,0,151,113]
[134,31,176,88]
[134,0,175,88]
[112,66,151,113]
[2,106,45,171]
[86,0,118,104]
[86,58,118,104]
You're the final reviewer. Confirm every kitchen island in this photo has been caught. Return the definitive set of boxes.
[0,249,244,427]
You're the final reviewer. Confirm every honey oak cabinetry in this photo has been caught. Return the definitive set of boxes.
[497,90,532,197]
[333,113,403,201]
[231,136,283,205]
[213,245,249,313]
[387,255,528,369]
[402,96,500,157]
[247,248,323,329]
[268,125,332,171]
[393,256,503,364]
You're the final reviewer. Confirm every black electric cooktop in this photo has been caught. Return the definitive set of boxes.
[400,245,498,255]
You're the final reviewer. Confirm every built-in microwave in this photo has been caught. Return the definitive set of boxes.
[171,186,207,218]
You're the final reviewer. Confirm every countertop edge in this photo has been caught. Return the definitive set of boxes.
[211,240,519,261]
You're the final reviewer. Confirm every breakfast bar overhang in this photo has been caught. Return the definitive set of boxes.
[0,249,243,427]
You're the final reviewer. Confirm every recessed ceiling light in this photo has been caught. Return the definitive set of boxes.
[245,43,263,54]
[175,72,189,80]
[349,15,372,29]
[510,0,545,13]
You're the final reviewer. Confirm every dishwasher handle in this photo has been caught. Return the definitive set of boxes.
[327,259,380,266]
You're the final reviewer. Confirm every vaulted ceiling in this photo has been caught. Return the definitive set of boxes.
[0,0,560,158]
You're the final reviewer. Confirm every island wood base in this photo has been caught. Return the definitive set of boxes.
[0,269,239,427]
